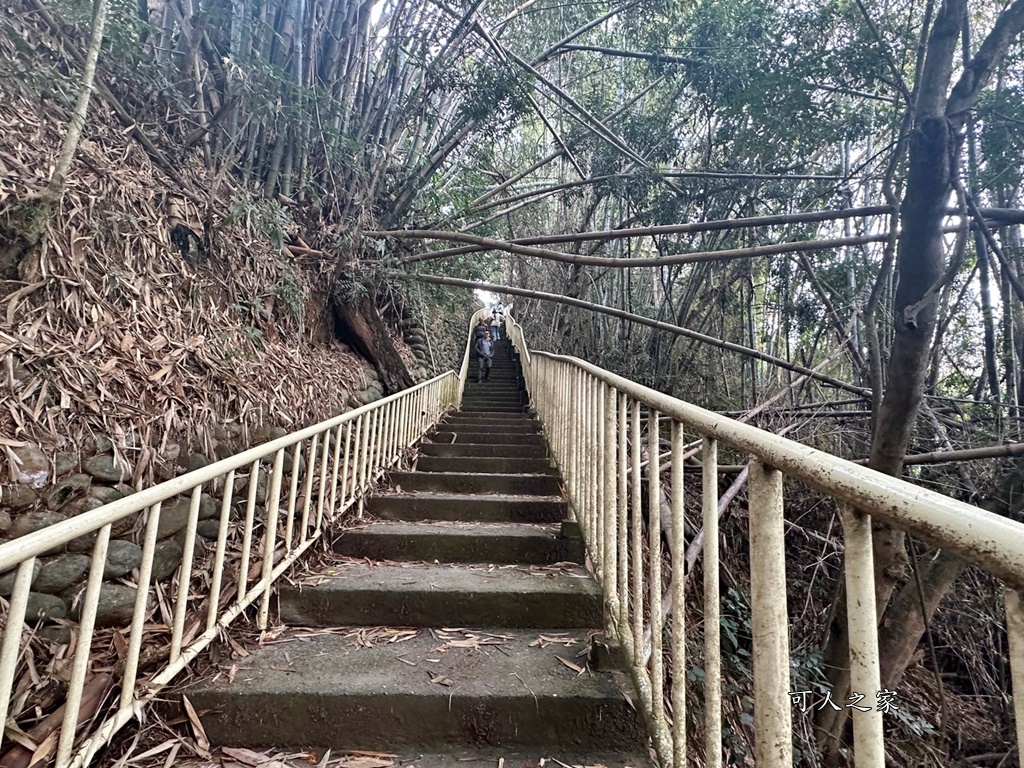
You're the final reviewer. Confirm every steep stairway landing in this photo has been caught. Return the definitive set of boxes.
[189,340,651,765]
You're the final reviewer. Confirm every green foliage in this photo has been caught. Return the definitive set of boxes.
[271,267,306,324]
[978,85,1024,194]
[225,193,290,250]
[458,63,534,131]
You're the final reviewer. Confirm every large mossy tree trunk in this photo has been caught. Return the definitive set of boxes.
[816,1,1024,761]
[333,293,414,394]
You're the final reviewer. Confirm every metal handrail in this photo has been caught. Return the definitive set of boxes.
[504,311,1024,768]
[0,309,483,768]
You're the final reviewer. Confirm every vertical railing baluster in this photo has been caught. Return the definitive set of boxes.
[171,487,203,661]
[125,503,162,709]
[327,425,343,520]
[239,459,262,596]
[603,383,618,628]
[357,410,372,517]
[259,449,286,629]
[703,437,722,768]
[315,427,332,530]
[595,380,606,580]
[210,475,234,626]
[670,420,686,768]
[841,504,885,767]
[593,377,602,550]
[648,408,667,749]
[748,458,793,767]
[631,400,644,667]
[0,557,36,753]
[338,421,353,512]
[1007,589,1024,762]
[284,445,301,549]
[299,437,318,545]
[349,415,363,502]
[617,392,630,651]
[55,522,112,765]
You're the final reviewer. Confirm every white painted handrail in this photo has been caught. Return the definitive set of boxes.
[0,309,483,767]
[504,310,1024,768]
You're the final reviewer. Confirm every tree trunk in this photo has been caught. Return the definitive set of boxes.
[877,550,967,689]
[817,1,1024,759]
[332,294,414,394]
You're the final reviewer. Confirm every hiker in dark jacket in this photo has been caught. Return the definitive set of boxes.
[472,318,488,359]
[475,331,493,382]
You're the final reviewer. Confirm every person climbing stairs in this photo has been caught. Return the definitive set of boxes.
[188,339,651,766]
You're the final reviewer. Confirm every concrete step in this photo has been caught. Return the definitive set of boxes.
[460,406,530,413]
[462,396,527,405]
[341,752,654,767]
[416,456,554,474]
[440,418,540,432]
[277,562,601,627]
[452,411,532,420]
[389,471,561,495]
[430,431,545,445]
[188,630,645,752]
[333,521,584,564]
[420,442,548,459]
[367,491,565,523]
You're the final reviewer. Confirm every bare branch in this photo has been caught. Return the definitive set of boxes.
[402,272,871,397]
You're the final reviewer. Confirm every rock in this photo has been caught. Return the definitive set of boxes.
[59,495,106,518]
[66,583,138,626]
[67,530,97,553]
[54,452,79,476]
[104,540,142,579]
[46,474,92,510]
[83,455,130,483]
[10,511,67,539]
[0,511,10,534]
[198,493,219,520]
[154,462,176,482]
[109,510,139,537]
[39,625,72,644]
[89,485,123,505]
[152,539,183,581]
[177,453,210,474]
[85,434,114,455]
[0,560,40,595]
[253,424,287,445]
[281,449,305,475]
[156,498,191,539]
[10,444,50,489]
[115,483,137,497]
[2,484,39,511]
[25,592,67,621]
[196,519,221,540]
[213,441,239,461]
[34,554,90,594]
[234,473,268,504]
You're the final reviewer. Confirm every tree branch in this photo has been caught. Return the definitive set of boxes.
[401,272,871,397]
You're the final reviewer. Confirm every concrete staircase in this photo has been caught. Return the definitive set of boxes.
[189,340,650,766]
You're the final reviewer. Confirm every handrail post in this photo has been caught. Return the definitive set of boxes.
[748,458,793,767]
[703,437,722,768]
[603,382,618,630]
[617,391,629,649]
[670,420,686,768]
[841,504,884,767]
[1006,589,1024,760]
